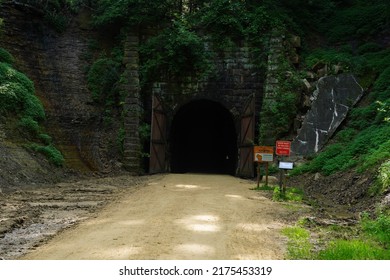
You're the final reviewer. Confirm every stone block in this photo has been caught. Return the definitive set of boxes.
[291,74,364,156]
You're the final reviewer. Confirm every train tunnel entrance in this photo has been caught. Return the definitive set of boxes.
[170,100,237,175]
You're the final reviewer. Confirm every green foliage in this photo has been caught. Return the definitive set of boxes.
[361,212,390,247]
[139,19,214,83]
[304,48,353,71]
[357,43,383,55]
[0,50,64,167]
[292,125,390,176]
[38,133,53,145]
[294,44,390,176]
[28,143,65,167]
[116,127,125,155]
[87,57,120,103]
[193,0,246,42]
[378,161,390,192]
[317,239,390,260]
[317,212,390,260]
[0,48,14,64]
[93,0,176,27]
[373,65,390,92]
[369,161,390,196]
[272,187,284,201]
[13,0,86,32]
[334,128,358,142]
[44,10,67,32]
[283,213,390,260]
[251,184,274,191]
[138,123,150,143]
[282,226,313,259]
[18,117,40,135]
[322,0,390,43]
[359,140,390,172]
[0,62,45,121]
[87,47,123,127]
[272,186,304,202]
[259,59,302,143]
[285,187,304,202]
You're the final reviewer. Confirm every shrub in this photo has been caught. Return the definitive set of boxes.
[304,48,353,71]
[357,43,382,55]
[378,161,390,194]
[362,213,390,247]
[38,133,53,145]
[29,144,65,167]
[359,140,390,172]
[18,117,40,135]
[0,53,63,167]
[271,186,304,202]
[0,48,14,64]
[0,62,45,121]
[139,20,214,84]
[87,57,120,103]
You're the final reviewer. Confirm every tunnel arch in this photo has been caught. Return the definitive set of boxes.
[170,99,237,175]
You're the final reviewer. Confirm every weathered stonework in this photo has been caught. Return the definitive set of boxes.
[121,34,142,173]
[0,3,118,172]
[153,45,263,123]
[0,3,265,175]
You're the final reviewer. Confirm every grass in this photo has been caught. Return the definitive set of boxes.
[290,124,390,176]
[281,226,313,259]
[317,239,390,260]
[251,184,304,202]
[282,212,390,260]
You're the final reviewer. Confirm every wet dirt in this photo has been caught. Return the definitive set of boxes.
[1,173,310,260]
[0,174,153,260]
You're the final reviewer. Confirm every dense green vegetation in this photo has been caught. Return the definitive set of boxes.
[6,0,85,31]
[289,0,390,179]
[0,47,64,166]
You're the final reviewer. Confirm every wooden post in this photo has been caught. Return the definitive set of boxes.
[279,156,285,194]
[265,162,269,186]
[282,169,287,194]
[256,163,261,188]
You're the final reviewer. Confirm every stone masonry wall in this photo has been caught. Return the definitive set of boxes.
[153,44,264,128]
[0,3,116,172]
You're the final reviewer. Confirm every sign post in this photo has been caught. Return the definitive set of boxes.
[275,140,291,157]
[275,141,292,195]
[254,146,274,187]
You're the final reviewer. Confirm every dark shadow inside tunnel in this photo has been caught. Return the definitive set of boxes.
[170,100,237,175]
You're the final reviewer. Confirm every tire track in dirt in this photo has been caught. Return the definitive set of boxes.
[19,174,308,260]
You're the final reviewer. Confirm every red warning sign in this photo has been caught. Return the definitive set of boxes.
[275,140,291,156]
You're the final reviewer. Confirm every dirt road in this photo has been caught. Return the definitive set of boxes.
[19,174,303,260]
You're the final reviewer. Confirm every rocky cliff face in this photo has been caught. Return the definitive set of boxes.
[291,74,364,156]
[0,3,119,173]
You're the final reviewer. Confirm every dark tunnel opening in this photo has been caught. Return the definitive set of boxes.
[170,100,237,175]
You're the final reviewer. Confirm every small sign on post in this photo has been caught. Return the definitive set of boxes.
[279,162,294,170]
[276,140,292,196]
[254,146,274,162]
[254,146,274,187]
[276,140,291,156]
